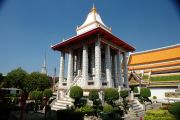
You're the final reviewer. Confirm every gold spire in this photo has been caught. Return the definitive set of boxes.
[91,3,97,13]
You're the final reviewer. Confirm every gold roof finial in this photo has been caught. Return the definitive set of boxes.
[91,3,97,12]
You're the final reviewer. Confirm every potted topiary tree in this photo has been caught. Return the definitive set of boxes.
[120,90,129,114]
[88,89,101,116]
[140,88,152,103]
[69,86,83,109]
[104,88,119,106]
[89,90,99,104]
[43,89,52,117]
[140,88,152,111]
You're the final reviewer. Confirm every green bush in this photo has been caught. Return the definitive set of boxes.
[70,86,83,108]
[169,102,180,119]
[103,103,114,113]
[152,96,157,99]
[89,90,99,102]
[140,88,151,98]
[133,87,139,93]
[76,104,94,115]
[43,89,53,98]
[104,88,119,103]
[144,109,176,120]
[120,90,128,98]
[70,86,83,100]
[30,90,43,100]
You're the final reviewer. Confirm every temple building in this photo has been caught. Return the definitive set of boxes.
[128,44,180,100]
[51,6,135,110]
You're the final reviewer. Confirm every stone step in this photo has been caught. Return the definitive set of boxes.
[132,104,139,107]
[56,100,74,105]
[51,107,64,111]
[61,97,74,102]
[133,106,142,110]
[134,109,144,113]
[51,104,67,110]
[55,102,73,107]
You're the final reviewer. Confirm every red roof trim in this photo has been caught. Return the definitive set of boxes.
[51,27,135,52]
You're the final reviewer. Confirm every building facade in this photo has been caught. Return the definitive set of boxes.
[51,7,135,99]
[128,44,180,100]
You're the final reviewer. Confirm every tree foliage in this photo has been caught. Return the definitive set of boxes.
[103,103,114,113]
[89,90,99,102]
[43,89,53,98]
[120,90,129,98]
[140,88,151,98]
[2,68,27,89]
[70,86,83,100]
[0,73,4,85]
[104,88,119,103]
[26,72,50,92]
[30,90,43,100]
[70,86,83,108]
[133,87,139,93]
[169,102,180,119]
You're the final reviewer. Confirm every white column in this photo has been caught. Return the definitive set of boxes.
[59,52,65,87]
[91,47,95,79]
[114,54,118,87]
[82,45,88,87]
[95,37,101,88]
[123,52,128,88]
[117,51,123,87]
[58,52,65,99]
[74,55,77,76]
[105,44,112,87]
[67,50,73,88]
[77,50,81,75]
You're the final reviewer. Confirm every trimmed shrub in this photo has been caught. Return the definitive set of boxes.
[144,109,176,120]
[120,90,128,98]
[140,88,151,98]
[103,103,114,113]
[70,86,83,108]
[133,87,139,93]
[76,104,94,115]
[89,90,99,102]
[120,90,129,114]
[104,88,119,104]
[152,96,157,99]
[70,86,83,99]
[169,102,180,119]
[43,89,52,98]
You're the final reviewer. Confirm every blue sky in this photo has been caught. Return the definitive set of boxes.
[0,0,179,76]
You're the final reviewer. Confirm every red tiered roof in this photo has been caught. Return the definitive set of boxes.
[51,27,135,52]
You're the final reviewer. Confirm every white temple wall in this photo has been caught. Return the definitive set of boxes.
[150,88,176,101]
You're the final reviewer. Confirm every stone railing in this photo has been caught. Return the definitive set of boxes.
[165,92,180,98]
[65,75,82,95]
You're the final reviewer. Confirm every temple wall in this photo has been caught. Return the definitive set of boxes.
[150,88,176,100]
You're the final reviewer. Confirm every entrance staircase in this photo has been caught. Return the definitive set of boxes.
[129,99,144,117]
[51,95,74,111]
[51,75,82,111]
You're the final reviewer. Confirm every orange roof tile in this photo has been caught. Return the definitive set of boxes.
[128,44,180,65]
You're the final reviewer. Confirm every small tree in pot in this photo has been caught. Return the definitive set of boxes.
[70,86,83,109]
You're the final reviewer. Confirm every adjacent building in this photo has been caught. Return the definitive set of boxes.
[128,44,180,100]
